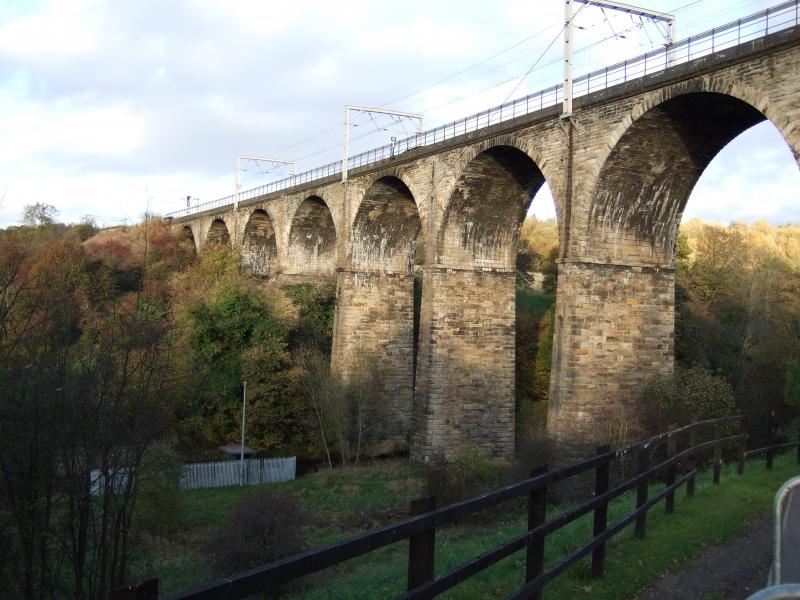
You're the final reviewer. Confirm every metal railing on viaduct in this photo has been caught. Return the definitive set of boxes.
[166,0,800,221]
[114,415,800,600]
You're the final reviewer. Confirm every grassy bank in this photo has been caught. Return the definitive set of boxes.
[133,454,799,599]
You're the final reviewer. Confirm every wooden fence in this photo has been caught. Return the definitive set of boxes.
[179,457,296,490]
[113,417,800,600]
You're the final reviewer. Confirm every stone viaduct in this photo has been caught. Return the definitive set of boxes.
[169,16,800,462]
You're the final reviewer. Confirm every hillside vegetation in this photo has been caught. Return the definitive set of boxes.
[0,206,798,599]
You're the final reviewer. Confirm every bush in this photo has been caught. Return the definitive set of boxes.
[205,489,311,575]
[424,447,507,506]
[641,366,736,432]
[135,441,184,537]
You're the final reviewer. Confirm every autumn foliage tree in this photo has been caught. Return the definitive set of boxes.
[0,219,184,599]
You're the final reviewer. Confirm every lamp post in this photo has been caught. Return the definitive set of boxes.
[239,381,247,486]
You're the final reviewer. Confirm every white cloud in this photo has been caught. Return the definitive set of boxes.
[0,0,795,228]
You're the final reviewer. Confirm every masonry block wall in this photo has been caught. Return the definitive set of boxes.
[331,271,416,440]
[412,268,516,461]
[171,29,800,461]
[547,262,675,452]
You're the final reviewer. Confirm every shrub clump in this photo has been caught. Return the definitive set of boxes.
[641,366,736,431]
[424,447,507,506]
[206,489,312,575]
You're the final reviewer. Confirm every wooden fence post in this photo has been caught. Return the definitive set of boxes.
[635,446,649,539]
[737,432,747,475]
[592,445,611,578]
[665,435,677,514]
[767,411,776,470]
[687,428,697,497]
[797,427,800,465]
[526,465,548,599]
[407,496,437,591]
[713,423,722,485]
[110,579,159,600]
[738,416,748,475]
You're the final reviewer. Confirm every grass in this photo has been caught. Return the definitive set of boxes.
[284,454,799,599]
[129,460,425,595]
[516,287,554,318]
[132,453,799,599]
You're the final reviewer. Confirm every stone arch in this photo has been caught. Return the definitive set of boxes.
[351,176,422,273]
[437,144,547,270]
[207,218,231,246]
[587,87,797,265]
[242,209,277,276]
[285,195,337,276]
[181,225,196,251]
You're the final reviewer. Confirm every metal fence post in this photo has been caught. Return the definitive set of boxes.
[635,446,649,539]
[592,445,611,578]
[408,496,437,591]
[526,465,548,599]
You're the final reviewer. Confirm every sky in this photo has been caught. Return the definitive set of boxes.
[0,0,797,228]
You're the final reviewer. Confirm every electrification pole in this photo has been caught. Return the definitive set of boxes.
[235,156,297,210]
[564,0,575,118]
[342,105,424,183]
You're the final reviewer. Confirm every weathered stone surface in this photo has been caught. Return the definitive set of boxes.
[171,30,800,460]
[547,261,675,451]
[412,267,516,461]
[331,270,415,441]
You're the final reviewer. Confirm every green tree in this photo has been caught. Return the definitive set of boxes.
[21,202,59,227]
[183,285,310,456]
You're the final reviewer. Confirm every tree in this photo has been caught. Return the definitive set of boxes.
[21,203,59,227]
[182,285,312,456]
[0,230,179,600]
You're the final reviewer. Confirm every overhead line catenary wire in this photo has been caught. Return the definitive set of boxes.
[195,13,654,199]
[237,14,660,172]
[257,20,571,161]
[192,0,769,208]
[379,21,564,110]
[244,1,652,171]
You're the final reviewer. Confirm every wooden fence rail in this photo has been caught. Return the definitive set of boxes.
[114,416,800,600]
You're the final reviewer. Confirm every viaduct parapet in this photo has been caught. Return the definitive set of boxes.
[169,14,800,461]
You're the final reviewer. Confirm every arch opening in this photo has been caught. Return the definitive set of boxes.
[207,219,230,246]
[352,177,422,273]
[589,92,766,265]
[242,209,277,276]
[286,196,336,277]
[181,225,196,251]
[438,145,546,270]
[672,119,800,445]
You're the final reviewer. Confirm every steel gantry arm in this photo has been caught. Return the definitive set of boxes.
[563,0,676,118]
[578,0,675,42]
[235,156,297,210]
[342,105,424,182]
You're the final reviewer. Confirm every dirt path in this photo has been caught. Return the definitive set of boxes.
[634,517,772,600]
